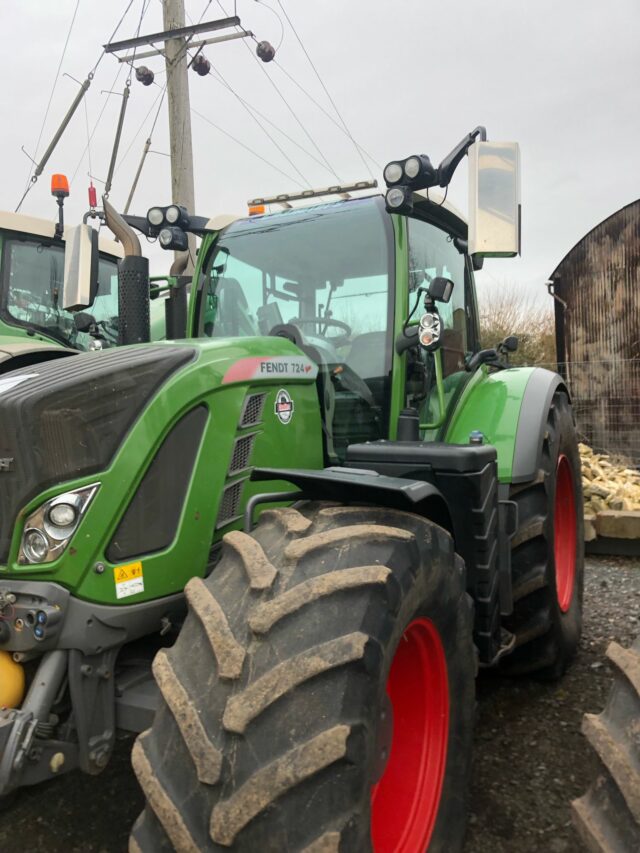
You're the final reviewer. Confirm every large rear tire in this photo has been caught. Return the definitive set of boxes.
[572,638,640,852]
[130,504,476,852]
[500,391,584,678]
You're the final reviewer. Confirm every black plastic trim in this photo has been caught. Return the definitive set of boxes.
[512,368,568,483]
[251,466,442,507]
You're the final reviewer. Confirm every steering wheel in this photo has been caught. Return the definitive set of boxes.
[290,316,352,346]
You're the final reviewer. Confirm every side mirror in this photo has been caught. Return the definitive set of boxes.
[428,277,454,303]
[74,311,96,333]
[468,141,521,258]
[62,224,99,311]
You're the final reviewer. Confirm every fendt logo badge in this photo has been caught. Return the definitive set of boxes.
[0,457,14,472]
[275,389,294,425]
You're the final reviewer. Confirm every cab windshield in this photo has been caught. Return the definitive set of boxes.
[199,197,394,458]
[0,235,119,350]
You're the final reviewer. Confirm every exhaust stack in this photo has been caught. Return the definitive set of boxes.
[103,197,150,345]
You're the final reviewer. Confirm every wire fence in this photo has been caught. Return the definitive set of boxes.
[536,359,640,465]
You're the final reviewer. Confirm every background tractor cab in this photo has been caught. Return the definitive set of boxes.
[0,176,167,374]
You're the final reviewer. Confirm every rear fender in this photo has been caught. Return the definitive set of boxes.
[445,367,569,483]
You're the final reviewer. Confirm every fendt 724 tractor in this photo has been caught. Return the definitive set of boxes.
[0,128,584,852]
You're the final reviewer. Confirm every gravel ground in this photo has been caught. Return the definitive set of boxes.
[1,554,638,853]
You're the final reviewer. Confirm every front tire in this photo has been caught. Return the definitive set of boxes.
[501,391,584,678]
[130,505,476,852]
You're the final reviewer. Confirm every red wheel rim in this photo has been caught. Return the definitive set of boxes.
[371,618,449,852]
[554,454,577,612]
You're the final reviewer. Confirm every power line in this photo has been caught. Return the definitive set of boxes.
[273,59,381,171]
[275,0,376,179]
[217,0,341,183]
[205,63,338,174]
[204,60,310,188]
[191,105,308,189]
[92,0,138,75]
[69,62,126,185]
[21,0,81,198]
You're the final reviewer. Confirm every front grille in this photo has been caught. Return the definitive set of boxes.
[229,433,256,475]
[240,393,266,428]
[217,479,245,528]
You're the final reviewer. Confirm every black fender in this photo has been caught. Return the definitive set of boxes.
[512,368,570,484]
[250,465,451,527]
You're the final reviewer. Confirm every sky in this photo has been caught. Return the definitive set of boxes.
[1,0,639,303]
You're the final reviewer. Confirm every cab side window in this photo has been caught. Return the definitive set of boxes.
[407,218,470,377]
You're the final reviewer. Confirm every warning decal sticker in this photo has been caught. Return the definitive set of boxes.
[113,561,144,599]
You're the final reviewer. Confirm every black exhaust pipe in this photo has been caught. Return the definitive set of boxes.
[103,197,150,345]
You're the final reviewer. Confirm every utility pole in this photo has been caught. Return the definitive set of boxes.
[162,0,196,270]
[105,7,248,260]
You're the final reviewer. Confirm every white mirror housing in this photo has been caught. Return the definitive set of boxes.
[468,141,521,258]
[62,224,99,311]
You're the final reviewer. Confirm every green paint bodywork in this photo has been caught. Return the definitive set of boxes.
[445,365,536,481]
[0,200,539,607]
[1,337,322,604]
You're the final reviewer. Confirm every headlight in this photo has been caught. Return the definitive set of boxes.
[383,162,403,185]
[385,185,414,214]
[147,207,164,226]
[48,503,77,529]
[165,205,181,224]
[19,484,99,565]
[404,156,421,179]
[159,228,174,248]
[23,529,49,563]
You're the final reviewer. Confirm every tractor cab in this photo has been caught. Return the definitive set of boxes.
[195,192,475,461]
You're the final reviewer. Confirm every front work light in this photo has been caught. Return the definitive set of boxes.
[385,186,414,214]
[383,162,404,185]
[147,207,164,227]
[383,154,438,192]
[158,226,188,251]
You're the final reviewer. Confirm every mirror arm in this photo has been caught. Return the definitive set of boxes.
[437,125,487,188]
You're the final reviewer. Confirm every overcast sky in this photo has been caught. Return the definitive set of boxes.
[2,0,639,302]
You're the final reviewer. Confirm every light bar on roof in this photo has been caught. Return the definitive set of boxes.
[248,179,378,207]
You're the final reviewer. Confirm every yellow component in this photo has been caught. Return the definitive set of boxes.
[0,650,25,708]
[113,561,143,584]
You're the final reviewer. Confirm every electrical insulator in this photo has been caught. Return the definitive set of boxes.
[135,66,155,86]
[192,54,211,76]
[256,40,276,62]
[88,183,97,209]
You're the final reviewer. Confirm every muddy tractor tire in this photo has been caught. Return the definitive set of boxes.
[130,504,476,853]
[500,391,584,678]
[572,639,640,852]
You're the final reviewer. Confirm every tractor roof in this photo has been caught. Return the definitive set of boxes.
[0,210,124,258]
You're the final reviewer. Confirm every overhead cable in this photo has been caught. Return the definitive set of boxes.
[216,0,341,183]
[16,0,139,210]
[275,0,377,179]
[273,60,381,171]
[204,60,311,188]
[191,105,308,189]
[20,0,81,201]
[205,63,338,174]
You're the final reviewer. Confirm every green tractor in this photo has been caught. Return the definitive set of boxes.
[0,128,584,852]
[0,180,170,375]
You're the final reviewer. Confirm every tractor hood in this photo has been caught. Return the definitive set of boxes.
[0,337,76,374]
[0,345,195,563]
[0,338,321,584]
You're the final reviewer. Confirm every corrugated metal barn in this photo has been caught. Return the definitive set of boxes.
[549,198,640,461]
